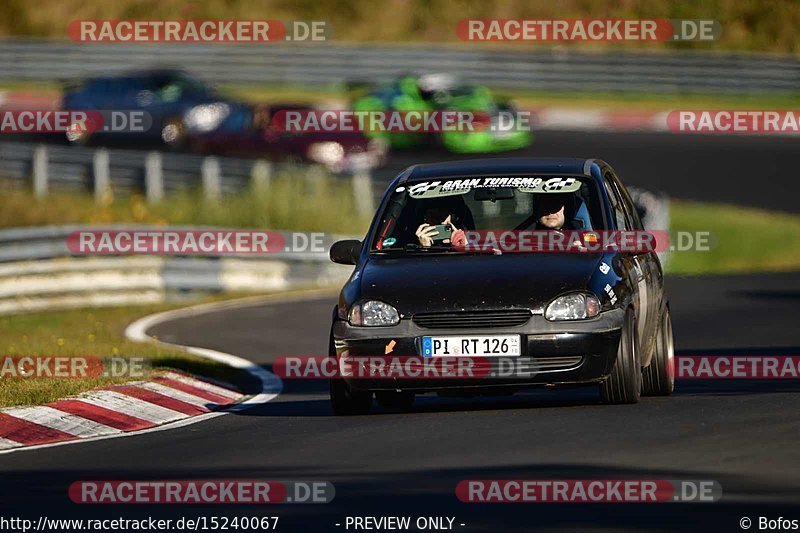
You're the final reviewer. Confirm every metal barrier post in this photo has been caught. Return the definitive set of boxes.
[32,145,48,197]
[92,148,111,203]
[201,156,221,201]
[144,151,163,203]
[250,159,272,191]
[351,167,374,219]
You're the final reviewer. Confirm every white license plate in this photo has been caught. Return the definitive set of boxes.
[421,335,521,357]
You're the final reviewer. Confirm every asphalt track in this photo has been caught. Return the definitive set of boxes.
[380,130,800,213]
[1,131,799,532]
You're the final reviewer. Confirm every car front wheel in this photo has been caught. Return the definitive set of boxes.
[375,391,415,411]
[600,309,641,404]
[330,378,373,415]
[328,331,372,415]
[642,306,675,396]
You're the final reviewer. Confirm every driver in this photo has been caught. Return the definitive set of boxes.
[535,193,573,231]
[534,193,585,250]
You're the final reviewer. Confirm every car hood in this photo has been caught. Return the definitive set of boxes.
[358,253,603,315]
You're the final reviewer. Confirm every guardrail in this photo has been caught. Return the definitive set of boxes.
[0,225,354,314]
[0,39,797,94]
[0,141,380,215]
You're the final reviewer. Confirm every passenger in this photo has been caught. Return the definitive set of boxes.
[414,196,470,248]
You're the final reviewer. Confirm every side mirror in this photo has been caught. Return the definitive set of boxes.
[330,240,361,265]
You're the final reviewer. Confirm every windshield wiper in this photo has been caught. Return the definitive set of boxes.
[404,244,454,252]
[368,244,452,254]
[371,244,502,255]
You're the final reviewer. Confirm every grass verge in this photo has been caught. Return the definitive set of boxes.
[0,294,281,408]
[0,171,370,234]
[667,201,800,275]
[3,81,800,112]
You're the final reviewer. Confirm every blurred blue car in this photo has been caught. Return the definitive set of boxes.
[61,69,222,147]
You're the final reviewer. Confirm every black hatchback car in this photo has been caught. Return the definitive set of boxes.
[328,158,674,414]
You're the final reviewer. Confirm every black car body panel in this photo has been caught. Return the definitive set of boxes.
[358,253,604,314]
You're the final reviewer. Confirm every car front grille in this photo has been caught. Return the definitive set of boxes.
[412,309,533,329]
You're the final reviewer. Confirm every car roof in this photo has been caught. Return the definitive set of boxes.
[81,68,191,84]
[399,158,602,183]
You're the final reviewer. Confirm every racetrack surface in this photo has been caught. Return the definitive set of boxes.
[1,273,799,532]
[378,130,800,213]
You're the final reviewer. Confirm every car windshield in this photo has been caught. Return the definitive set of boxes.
[370,175,605,254]
[152,73,213,100]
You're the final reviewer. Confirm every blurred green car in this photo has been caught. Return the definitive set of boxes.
[351,74,533,153]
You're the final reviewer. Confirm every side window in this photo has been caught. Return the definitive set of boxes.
[603,174,631,231]
[612,175,645,231]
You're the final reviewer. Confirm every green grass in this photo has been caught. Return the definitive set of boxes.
[228,84,800,110]
[0,171,370,233]
[2,80,800,112]
[0,298,257,408]
[667,201,800,275]
[505,90,800,111]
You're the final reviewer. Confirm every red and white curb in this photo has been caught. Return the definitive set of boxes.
[0,371,244,452]
[531,107,669,132]
[0,292,327,455]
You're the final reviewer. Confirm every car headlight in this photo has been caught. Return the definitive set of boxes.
[545,293,601,321]
[184,102,230,133]
[307,142,345,166]
[348,301,400,327]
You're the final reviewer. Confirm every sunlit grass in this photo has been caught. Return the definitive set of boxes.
[0,299,256,408]
[0,170,370,234]
[667,201,800,275]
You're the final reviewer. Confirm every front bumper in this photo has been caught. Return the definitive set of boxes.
[332,309,624,392]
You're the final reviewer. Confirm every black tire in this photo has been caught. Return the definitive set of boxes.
[330,378,373,415]
[600,309,641,404]
[328,330,372,415]
[375,391,415,410]
[642,306,675,396]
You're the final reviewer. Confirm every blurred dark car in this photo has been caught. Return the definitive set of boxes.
[61,69,218,147]
[61,69,387,172]
[187,103,388,173]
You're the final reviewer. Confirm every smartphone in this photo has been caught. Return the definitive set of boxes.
[431,224,453,242]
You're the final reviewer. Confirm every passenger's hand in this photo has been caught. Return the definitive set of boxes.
[451,229,467,248]
[415,223,439,247]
